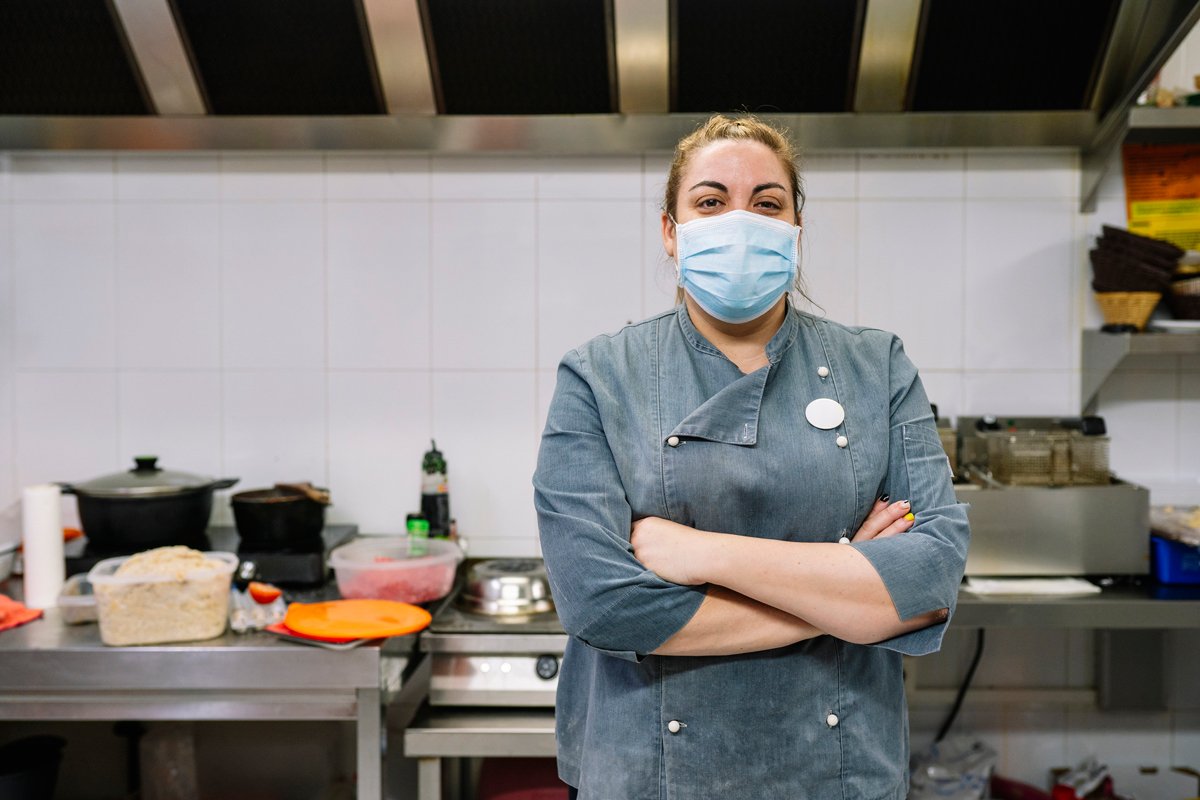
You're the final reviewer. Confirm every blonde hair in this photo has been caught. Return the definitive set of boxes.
[663,114,805,221]
[664,114,809,305]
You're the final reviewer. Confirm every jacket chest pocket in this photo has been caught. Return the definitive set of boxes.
[660,419,861,540]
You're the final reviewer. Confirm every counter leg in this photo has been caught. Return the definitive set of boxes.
[357,687,382,800]
[417,757,441,800]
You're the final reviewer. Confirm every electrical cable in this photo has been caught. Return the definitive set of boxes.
[934,628,985,743]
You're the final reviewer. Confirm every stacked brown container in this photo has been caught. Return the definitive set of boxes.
[1089,226,1183,330]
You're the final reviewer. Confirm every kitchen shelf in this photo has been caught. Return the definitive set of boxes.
[1081,329,1200,412]
[1125,106,1200,141]
[954,584,1200,629]
[1083,105,1200,211]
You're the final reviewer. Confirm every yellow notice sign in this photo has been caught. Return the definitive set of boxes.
[1122,143,1200,249]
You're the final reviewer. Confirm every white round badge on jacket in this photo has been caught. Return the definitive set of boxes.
[805,398,845,430]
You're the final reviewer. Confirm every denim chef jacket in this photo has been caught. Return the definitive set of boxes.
[533,304,970,800]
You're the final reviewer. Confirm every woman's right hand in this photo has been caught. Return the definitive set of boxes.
[852,497,914,542]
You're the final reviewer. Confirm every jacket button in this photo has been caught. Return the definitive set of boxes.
[838,536,851,544]
[667,720,682,734]
[667,436,680,447]
[836,435,848,448]
[826,714,839,727]
[817,366,830,378]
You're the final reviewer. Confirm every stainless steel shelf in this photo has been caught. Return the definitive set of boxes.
[1126,106,1200,140]
[1081,329,1200,412]
[954,584,1200,629]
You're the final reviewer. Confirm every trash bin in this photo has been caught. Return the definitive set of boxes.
[478,757,569,800]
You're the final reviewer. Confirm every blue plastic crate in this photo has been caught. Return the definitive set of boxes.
[1150,535,1200,585]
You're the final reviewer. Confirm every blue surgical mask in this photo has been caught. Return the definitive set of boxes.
[673,210,800,324]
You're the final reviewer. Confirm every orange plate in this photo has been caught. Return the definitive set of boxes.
[284,599,431,640]
[264,621,361,644]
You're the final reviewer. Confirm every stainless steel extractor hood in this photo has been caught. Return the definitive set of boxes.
[0,0,1197,171]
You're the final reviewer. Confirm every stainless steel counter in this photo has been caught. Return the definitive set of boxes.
[954,583,1200,628]
[0,587,422,800]
[404,708,558,800]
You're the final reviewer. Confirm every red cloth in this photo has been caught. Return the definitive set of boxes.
[0,594,43,633]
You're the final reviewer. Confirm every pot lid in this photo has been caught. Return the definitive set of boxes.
[72,456,221,498]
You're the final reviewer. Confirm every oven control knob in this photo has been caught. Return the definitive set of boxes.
[535,654,560,680]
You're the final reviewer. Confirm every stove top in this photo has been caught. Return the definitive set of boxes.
[64,524,357,587]
[424,563,566,708]
[429,600,564,635]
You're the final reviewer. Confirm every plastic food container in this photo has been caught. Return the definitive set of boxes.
[1150,535,1200,585]
[88,550,238,646]
[330,538,462,604]
[57,573,97,624]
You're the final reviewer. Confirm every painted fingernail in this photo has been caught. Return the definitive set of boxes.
[904,512,915,521]
[899,500,911,507]
[879,494,890,503]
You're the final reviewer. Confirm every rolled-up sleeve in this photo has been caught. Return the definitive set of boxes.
[852,336,970,656]
[534,349,706,661]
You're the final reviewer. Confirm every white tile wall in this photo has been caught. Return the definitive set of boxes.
[431,156,539,200]
[11,154,114,201]
[325,154,430,200]
[963,370,1075,416]
[328,370,431,533]
[641,200,677,316]
[802,153,857,200]
[15,372,119,487]
[117,371,222,476]
[431,201,536,370]
[964,200,1076,371]
[116,202,220,369]
[220,154,324,200]
[116,154,220,201]
[327,201,431,370]
[222,370,328,494]
[796,200,856,324]
[536,200,643,367]
[1096,370,1182,486]
[431,371,538,554]
[857,199,964,370]
[220,203,325,369]
[14,203,117,369]
[858,152,965,199]
[3,147,1200,766]
[537,156,642,200]
[965,150,1076,199]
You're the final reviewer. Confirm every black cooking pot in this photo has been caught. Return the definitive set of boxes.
[231,485,329,551]
[61,456,238,553]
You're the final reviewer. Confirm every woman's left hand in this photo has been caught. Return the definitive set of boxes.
[631,516,712,585]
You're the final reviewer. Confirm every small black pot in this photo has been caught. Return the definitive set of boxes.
[61,457,238,553]
[232,487,327,551]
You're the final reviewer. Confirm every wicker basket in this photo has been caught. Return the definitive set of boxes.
[1094,291,1161,330]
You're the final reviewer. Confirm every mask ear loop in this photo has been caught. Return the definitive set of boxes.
[667,213,684,286]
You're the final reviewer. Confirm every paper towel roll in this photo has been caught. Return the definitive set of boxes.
[22,483,65,609]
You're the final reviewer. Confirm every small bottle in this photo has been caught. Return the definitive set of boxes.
[421,440,451,538]
[407,513,430,556]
